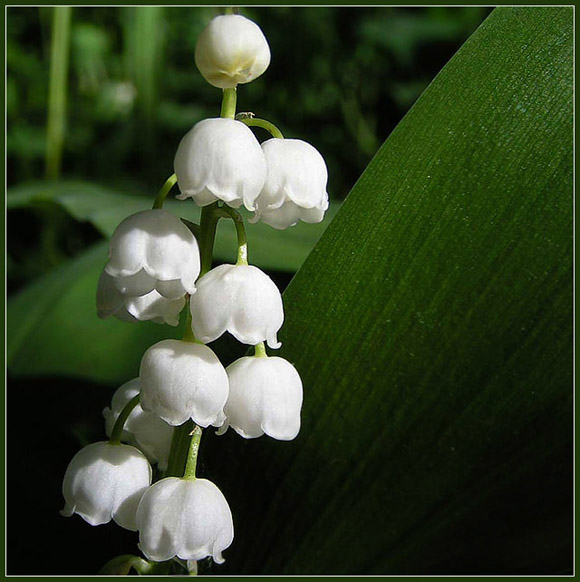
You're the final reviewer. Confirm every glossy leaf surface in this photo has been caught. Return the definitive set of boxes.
[206,7,573,575]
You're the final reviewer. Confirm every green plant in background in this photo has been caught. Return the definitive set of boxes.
[45,6,71,181]
[6,5,572,576]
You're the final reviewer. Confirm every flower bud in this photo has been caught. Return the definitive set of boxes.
[61,441,152,531]
[104,209,201,299]
[195,14,270,89]
[103,378,173,471]
[137,477,234,564]
[97,271,186,326]
[189,264,284,349]
[139,339,229,427]
[251,138,329,230]
[221,356,303,440]
[174,118,266,211]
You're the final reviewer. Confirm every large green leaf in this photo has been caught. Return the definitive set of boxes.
[6,242,178,384]
[203,7,572,574]
[6,238,252,384]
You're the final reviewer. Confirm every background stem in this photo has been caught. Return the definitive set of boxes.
[45,6,72,180]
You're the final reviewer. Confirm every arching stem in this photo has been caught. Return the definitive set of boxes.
[153,174,177,209]
[109,394,140,445]
[238,116,284,139]
[218,205,248,265]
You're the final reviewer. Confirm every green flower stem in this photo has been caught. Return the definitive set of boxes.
[218,205,248,265]
[99,554,152,575]
[153,174,177,209]
[199,203,221,276]
[109,394,141,445]
[163,204,216,474]
[239,117,284,139]
[164,86,240,482]
[142,560,173,575]
[182,308,198,343]
[220,88,237,119]
[183,425,203,480]
[254,342,268,358]
[165,420,194,478]
[45,6,72,180]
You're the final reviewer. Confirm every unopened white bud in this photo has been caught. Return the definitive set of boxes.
[195,14,270,89]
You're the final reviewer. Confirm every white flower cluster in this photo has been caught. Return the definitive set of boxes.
[63,12,326,574]
[174,122,329,229]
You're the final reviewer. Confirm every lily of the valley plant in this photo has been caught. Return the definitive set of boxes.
[61,9,329,576]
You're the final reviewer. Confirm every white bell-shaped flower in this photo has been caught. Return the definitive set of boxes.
[251,138,329,230]
[137,477,234,564]
[104,209,200,299]
[103,378,174,471]
[195,14,270,89]
[189,264,284,349]
[61,441,151,531]
[174,118,266,211]
[221,356,303,440]
[139,339,229,427]
[97,270,185,326]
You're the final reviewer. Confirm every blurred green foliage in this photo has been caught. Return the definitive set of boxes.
[7,8,489,188]
[7,6,490,293]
